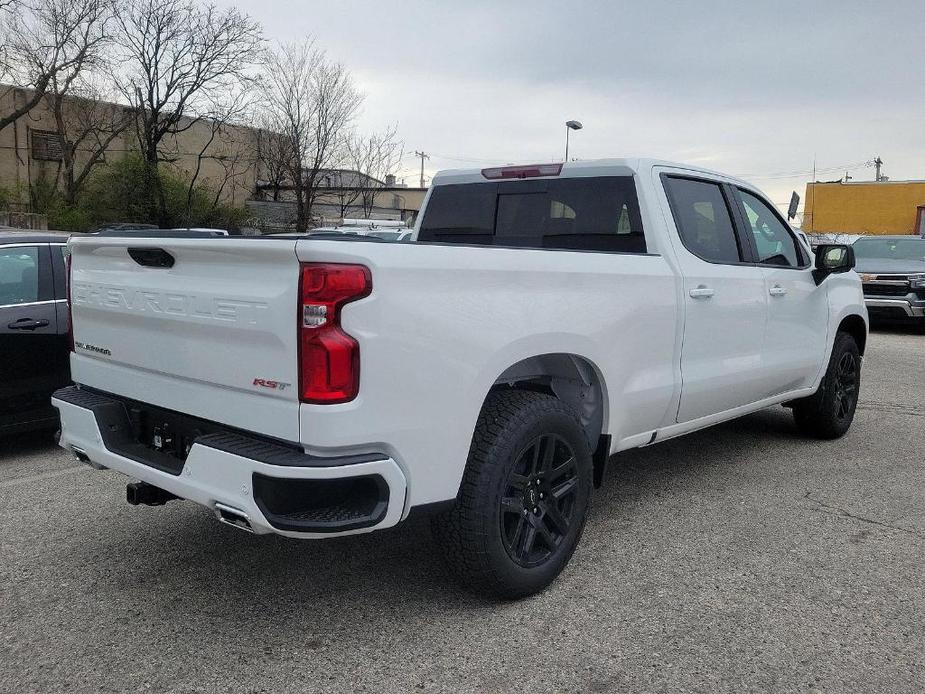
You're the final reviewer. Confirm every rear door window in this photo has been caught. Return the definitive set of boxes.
[418,176,647,253]
[663,177,743,264]
[0,246,40,306]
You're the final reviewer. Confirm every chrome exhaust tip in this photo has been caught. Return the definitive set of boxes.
[215,503,254,533]
[72,446,106,470]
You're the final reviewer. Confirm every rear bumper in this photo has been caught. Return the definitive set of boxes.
[52,386,407,538]
[864,298,925,318]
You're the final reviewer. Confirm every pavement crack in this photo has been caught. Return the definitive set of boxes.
[803,492,925,540]
[857,401,925,418]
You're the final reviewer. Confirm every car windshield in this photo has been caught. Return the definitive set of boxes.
[852,237,925,261]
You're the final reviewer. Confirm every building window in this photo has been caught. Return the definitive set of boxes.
[31,129,65,161]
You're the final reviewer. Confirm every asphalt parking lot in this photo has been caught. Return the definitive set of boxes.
[1,329,923,694]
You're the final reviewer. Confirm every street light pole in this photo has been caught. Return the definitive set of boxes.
[564,120,583,161]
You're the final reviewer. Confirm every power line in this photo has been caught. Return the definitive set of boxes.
[413,150,429,188]
[735,160,874,181]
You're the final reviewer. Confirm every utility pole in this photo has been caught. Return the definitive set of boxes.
[414,151,429,188]
[874,156,884,182]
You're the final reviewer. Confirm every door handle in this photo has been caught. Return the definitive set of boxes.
[7,318,50,331]
[769,285,788,297]
[689,285,715,299]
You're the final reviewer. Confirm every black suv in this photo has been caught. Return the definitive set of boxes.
[853,235,925,326]
[0,231,71,434]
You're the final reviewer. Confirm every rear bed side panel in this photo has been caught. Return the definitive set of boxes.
[68,236,302,442]
[295,239,679,510]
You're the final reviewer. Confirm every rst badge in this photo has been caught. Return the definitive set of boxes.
[252,378,291,392]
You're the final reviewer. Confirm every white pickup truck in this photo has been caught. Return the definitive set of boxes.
[54,159,867,598]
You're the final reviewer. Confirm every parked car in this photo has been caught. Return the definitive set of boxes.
[93,227,228,238]
[54,158,867,598]
[808,232,865,249]
[0,231,71,435]
[92,223,159,233]
[169,227,230,236]
[852,235,925,325]
[365,229,413,242]
[305,221,412,242]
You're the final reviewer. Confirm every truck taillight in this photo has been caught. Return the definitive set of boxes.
[65,251,74,352]
[298,263,371,404]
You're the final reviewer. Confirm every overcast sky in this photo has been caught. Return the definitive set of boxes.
[222,0,923,221]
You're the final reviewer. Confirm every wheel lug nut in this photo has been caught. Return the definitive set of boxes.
[539,493,544,499]
[533,507,539,514]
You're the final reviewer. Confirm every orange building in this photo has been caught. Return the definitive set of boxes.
[803,180,925,236]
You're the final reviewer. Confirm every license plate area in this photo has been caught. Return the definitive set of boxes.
[131,406,221,464]
[86,391,249,475]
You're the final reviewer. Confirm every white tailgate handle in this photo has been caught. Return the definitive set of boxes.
[689,285,715,299]
[769,285,788,297]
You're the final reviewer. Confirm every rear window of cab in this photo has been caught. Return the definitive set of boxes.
[418,176,647,254]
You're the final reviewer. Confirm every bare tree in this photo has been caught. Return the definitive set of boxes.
[329,170,360,219]
[113,0,262,224]
[349,126,403,219]
[262,40,361,231]
[254,119,293,202]
[47,80,133,204]
[0,0,111,133]
[178,91,256,225]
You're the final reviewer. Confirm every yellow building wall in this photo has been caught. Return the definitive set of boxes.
[803,181,925,235]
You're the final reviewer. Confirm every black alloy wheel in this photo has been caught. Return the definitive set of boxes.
[833,351,859,421]
[430,390,593,599]
[500,433,579,568]
[792,331,862,439]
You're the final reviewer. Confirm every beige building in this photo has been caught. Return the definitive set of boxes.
[250,169,427,228]
[0,85,261,210]
[1,85,425,228]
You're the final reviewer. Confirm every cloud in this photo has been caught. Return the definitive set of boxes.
[225,0,925,216]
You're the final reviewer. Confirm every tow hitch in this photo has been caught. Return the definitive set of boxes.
[126,481,178,506]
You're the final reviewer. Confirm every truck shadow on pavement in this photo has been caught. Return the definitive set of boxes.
[60,406,812,620]
[0,430,59,457]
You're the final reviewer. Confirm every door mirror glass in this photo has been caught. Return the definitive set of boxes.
[813,243,855,283]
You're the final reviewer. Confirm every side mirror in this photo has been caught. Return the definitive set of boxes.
[812,243,855,285]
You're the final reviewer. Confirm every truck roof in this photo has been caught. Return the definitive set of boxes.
[431,157,754,189]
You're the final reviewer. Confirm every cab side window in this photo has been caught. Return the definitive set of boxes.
[736,190,802,268]
[663,177,742,264]
[0,246,40,306]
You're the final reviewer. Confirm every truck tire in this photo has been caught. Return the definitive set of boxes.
[431,390,593,599]
[792,332,861,439]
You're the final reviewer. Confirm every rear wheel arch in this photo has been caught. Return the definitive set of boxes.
[489,353,610,485]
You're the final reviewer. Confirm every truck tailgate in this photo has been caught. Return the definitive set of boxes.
[68,236,302,441]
